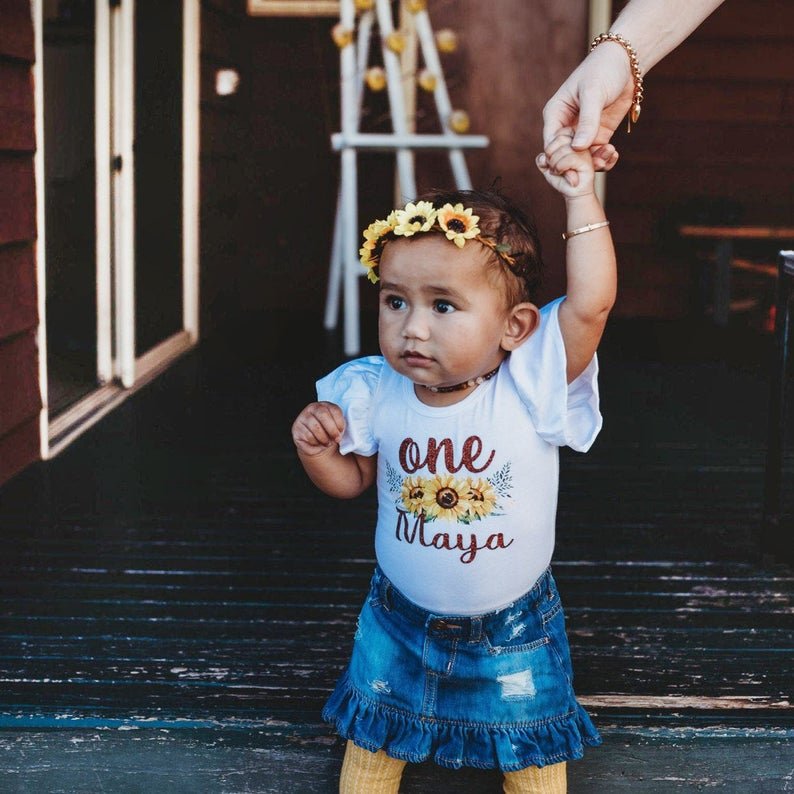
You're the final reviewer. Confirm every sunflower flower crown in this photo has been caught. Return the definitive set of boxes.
[359,200,517,284]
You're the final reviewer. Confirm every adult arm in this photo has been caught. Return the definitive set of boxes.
[543,0,726,151]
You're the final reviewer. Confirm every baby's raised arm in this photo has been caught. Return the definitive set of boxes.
[536,131,617,383]
[292,402,376,498]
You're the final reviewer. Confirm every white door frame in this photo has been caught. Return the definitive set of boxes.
[33,0,201,457]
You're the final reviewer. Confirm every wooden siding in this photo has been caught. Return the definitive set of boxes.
[0,0,41,485]
[607,0,794,317]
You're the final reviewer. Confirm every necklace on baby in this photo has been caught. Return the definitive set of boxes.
[422,364,501,394]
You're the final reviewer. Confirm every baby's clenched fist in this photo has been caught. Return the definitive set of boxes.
[292,401,346,457]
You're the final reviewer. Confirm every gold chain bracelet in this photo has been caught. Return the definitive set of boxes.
[590,32,644,132]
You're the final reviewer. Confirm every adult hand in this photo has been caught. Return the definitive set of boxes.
[543,40,634,155]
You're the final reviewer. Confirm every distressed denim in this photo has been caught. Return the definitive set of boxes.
[323,567,601,771]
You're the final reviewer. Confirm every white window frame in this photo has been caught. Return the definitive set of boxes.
[33,0,201,457]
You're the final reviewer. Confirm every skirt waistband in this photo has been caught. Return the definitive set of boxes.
[372,566,557,642]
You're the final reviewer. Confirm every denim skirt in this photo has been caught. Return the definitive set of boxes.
[323,566,601,771]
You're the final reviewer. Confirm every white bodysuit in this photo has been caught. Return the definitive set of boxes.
[317,297,601,615]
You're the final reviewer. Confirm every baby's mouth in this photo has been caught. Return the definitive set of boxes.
[402,351,433,364]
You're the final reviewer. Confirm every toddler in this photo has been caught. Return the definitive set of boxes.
[292,131,616,793]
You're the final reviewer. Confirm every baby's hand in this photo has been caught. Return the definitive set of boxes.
[292,401,346,457]
[536,129,615,197]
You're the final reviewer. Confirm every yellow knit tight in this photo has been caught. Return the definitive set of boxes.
[338,741,566,793]
[339,741,406,794]
[503,761,567,793]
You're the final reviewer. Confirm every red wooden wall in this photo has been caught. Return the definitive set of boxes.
[240,0,587,317]
[607,0,794,317]
[0,0,41,484]
[230,0,794,324]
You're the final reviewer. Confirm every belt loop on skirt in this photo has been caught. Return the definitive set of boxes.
[381,578,393,611]
[546,570,555,601]
[469,616,482,642]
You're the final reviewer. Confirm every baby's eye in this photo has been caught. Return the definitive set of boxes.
[434,300,456,314]
[383,295,406,310]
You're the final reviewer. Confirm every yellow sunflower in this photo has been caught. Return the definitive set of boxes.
[437,203,480,248]
[359,247,379,283]
[465,477,498,520]
[400,475,428,517]
[423,473,472,522]
[360,217,395,282]
[362,217,393,250]
[393,201,437,237]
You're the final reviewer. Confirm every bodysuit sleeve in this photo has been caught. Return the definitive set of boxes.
[507,296,602,452]
[315,356,384,457]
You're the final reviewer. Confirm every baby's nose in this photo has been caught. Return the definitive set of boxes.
[403,310,430,340]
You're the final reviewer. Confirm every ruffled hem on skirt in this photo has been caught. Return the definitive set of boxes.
[323,675,602,771]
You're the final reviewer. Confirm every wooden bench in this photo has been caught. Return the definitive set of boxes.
[678,225,794,325]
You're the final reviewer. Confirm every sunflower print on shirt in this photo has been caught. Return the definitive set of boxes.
[386,461,512,525]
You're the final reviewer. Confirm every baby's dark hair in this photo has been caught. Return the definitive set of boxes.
[416,187,544,306]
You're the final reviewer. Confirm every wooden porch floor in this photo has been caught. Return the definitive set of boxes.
[0,314,791,791]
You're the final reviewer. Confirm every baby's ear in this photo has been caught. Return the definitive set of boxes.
[501,303,540,351]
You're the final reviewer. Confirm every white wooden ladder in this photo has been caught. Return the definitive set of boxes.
[324,0,489,356]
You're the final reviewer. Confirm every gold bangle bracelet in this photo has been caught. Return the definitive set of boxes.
[590,32,644,132]
[562,220,610,240]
